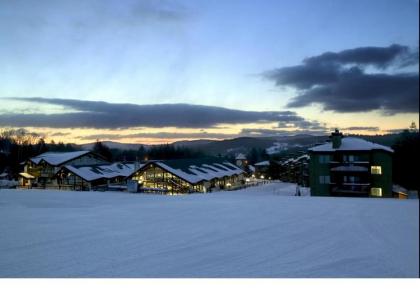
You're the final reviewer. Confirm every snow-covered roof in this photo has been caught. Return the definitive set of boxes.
[309,137,393,153]
[295,154,309,161]
[393,184,408,194]
[19,172,35,179]
[248,165,255,172]
[30,151,92,166]
[235,153,246,160]
[254,160,270,166]
[133,158,244,185]
[62,162,138,182]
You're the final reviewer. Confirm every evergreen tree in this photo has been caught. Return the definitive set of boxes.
[92,140,113,162]
[392,128,420,193]
[247,148,259,164]
[137,145,146,160]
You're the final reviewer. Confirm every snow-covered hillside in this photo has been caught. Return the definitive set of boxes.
[0,183,418,277]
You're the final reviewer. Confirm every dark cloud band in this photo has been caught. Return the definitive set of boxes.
[0,97,304,129]
[264,44,419,114]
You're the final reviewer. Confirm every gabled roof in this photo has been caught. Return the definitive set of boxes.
[130,157,244,185]
[247,165,255,172]
[30,151,93,166]
[61,162,137,182]
[19,172,35,179]
[308,137,393,153]
[235,153,246,160]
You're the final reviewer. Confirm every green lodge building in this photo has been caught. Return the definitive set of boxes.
[309,130,393,197]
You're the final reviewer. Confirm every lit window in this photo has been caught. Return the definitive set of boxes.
[370,187,382,197]
[371,166,382,175]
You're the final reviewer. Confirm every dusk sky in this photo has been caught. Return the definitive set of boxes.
[0,0,418,144]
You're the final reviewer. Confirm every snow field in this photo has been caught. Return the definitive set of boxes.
[0,183,418,277]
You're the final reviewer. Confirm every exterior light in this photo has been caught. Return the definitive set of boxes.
[261,175,265,179]
[226,183,232,187]
[245,178,250,182]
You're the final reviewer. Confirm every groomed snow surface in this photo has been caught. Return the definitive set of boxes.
[0,183,418,278]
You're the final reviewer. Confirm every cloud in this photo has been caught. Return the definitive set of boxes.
[78,131,236,141]
[0,97,307,129]
[238,128,295,137]
[49,132,72,137]
[0,0,189,29]
[264,44,419,114]
[129,0,189,23]
[384,128,408,133]
[304,44,418,69]
[342,126,380,132]
[78,128,329,141]
[238,128,327,137]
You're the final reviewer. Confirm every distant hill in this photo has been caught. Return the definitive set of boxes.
[173,135,330,155]
[78,133,401,155]
[351,133,401,147]
[80,141,146,151]
[172,139,216,148]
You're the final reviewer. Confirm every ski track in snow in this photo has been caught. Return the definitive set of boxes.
[0,183,418,277]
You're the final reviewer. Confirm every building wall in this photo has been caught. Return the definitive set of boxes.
[310,150,393,197]
[22,153,106,188]
[370,150,393,197]
[309,152,331,196]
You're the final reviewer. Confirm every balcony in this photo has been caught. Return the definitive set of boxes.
[330,165,368,173]
[331,183,370,196]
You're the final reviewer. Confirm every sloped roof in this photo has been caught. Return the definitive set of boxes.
[235,153,246,160]
[254,160,270,166]
[133,157,244,184]
[62,162,138,182]
[30,151,92,166]
[19,172,35,179]
[309,137,393,153]
[280,154,309,166]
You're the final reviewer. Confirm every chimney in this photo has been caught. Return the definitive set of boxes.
[134,156,140,171]
[330,129,343,149]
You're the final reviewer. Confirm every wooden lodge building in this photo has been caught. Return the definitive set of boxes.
[56,162,135,191]
[128,158,245,194]
[19,151,106,188]
[18,151,134,190]
[19,152,245,194]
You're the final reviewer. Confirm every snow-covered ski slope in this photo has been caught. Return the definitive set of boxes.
[0,183,418,277]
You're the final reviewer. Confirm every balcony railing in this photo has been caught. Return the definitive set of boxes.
[330,165,369,173]
[331,184,370,196]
